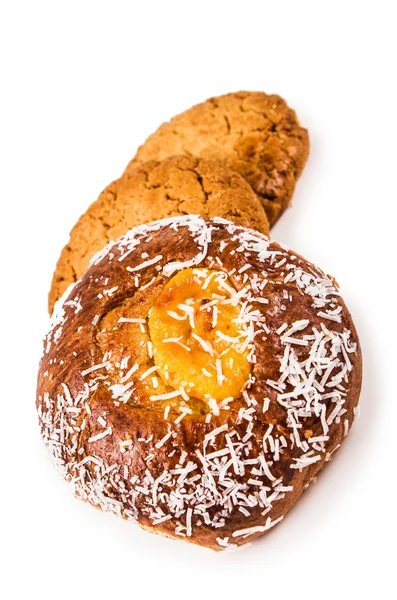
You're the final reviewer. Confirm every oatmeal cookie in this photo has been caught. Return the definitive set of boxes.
[126,91,309,226]
[48,156,269,313]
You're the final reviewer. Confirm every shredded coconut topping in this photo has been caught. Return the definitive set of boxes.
[37,215,360,550]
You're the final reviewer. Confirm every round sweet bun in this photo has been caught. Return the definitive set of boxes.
[48,156,269,314]
[125,91,309,226]
[37,216,361,551]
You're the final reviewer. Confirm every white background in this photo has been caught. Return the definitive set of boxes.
[0,2,395,598]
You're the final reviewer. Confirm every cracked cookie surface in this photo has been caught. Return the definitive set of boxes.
[48,156,269,314]
[125,91,309,226]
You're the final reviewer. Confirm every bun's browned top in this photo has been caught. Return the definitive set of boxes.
[49,156,269,314]
[37,217,361,550]
[126,91,309,226]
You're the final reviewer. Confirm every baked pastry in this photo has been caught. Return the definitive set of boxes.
[125,91,309,226]
[37,216,361,550]
[48,156,269,314]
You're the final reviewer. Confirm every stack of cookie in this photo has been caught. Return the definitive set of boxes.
[48,91,309,313]
[37,91,361,551]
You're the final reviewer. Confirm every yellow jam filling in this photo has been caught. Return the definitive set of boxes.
[148,268,250,402]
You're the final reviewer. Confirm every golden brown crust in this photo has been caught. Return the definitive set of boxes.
[126,91,309,226]
[48,156,269,314]
[37,217,361,551]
